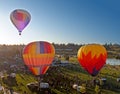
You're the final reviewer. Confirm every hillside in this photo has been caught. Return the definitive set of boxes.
[0,43,119,93]
[0,62,120,94]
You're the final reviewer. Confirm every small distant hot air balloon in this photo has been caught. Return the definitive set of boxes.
[77,44,107,76]
[22,41,55,76]
[10,9,31,35]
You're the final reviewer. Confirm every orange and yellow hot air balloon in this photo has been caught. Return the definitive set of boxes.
[77,44,107,76]
[22,41,55,76]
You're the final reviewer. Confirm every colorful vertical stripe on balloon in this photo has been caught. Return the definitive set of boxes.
[40,42,44,54]
[38,41,53,54]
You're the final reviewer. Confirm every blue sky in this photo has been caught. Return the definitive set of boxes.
[0,0,120,44]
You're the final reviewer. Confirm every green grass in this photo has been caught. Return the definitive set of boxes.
[1,60,120,94]
[1,73,36,94]
[14,73,37,93]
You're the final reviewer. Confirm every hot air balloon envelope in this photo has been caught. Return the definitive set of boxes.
[77,44,107,76]
[10,9,31,35]
[23,41,55,76]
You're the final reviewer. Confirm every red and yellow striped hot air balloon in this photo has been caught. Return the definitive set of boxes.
[77,44,107,76]
[23,41,55,76]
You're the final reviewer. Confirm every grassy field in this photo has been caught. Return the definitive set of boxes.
[0,57,120,94]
